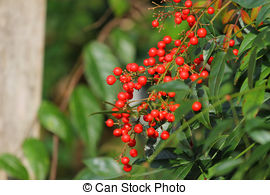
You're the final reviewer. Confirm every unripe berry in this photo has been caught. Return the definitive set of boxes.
[192,101,202,111]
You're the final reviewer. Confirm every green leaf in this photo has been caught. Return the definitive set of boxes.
[174,163,193,179]
[149,80,190,92]
[209,52,226,97]
[69,85,103,157]
[247,47,257,88]
[109,0,130,17]
[242,80,266,119]
[109,29,136,64]
[84,41,120,102]
[22,138,50,179]
[213,158,243,176]
[231,0,270,9]
[257,4,270,25]
[38,101,72,142]
[203,40,216,65]
[82,157,123,179]
[238,33,256,56]
[249,130,270,144]
[0,154,29,179]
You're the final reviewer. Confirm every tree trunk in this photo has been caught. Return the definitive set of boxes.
[0,0,46,179]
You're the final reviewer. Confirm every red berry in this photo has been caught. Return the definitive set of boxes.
[197,28,207,38]
[182,9,190,15]
[233,49,239,56]
[106,75,116,85]
[229,39,235,47]
[148,68,156,75]
[175,17,182,24]
[128,139,136,147]
[152,19,159,28]
[208,56,214,64]
[113,129,122,137]
[167,113,175,122]
[175,40,181,47]
[163,35,172,44]
[158,41,166,49]
[134,124,143,134]
[176,56,185,65]
[200,70,209,78]
[143,59,149,66]
[157,49,165,57]
[105,119,114,127]
[151,109,159,118]
[185,0,192,8]
[130,149,138,157]
[130,63,138,72]
[138,76,147,86]
[149,48,158,57]
[156,65,166,74]
[147,127,155,137]
[164,76,172,82]
[186,30,194,38]
[187,15,195,23]
[118,92,127,101]
[208,7,215,14]
[123,164,132,172]
[121,134,130,143]
[192,101,202,111]
[115,100,125,108]
[168,92,176,98]
[138,66,145,73]
[175,12,181,18]
[165,54,173,62]
[179,71,189,80]
[148,57,156,65]
[190,37,198,45]
[173,0,181,3]
[113,67,122,76]
[161,131,170,140]
[121,157,130,165]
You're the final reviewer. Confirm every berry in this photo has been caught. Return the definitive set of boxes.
[158,41,166,49]
[164,76,172,82]
[157,49,165,57]
[175,40,181,47]
[165,54,173,62]
[115,100,125,108]
[130,149,138,157]
[208,56,214,64]
[187,15,195,23]
[197,28,207,38]
[147,127,155,137]
[105,119,114,127]
[152,19,159,28]
[113,129,122,137]
[192,101,202,111]
[123,164,132,172]
[134,124,143,133]
[190,37,198,45]
[182,9,190,15]
[233,49,239,56]
[161,131,170,140]
[138,76,147,86]
[229,39,235,47]
[185,0,193,8]
[113,67,122,76]
[121,134,130,143]
[106,75,116,85]
[168,92,176,98]
[149,48,158,57]
[176,56,184,65]
[121,157,130,165]
[208,7,215,14]
[173,0,181,3]
[175,17,182,24]
[163,35,172,44]
[200,70,209,78]
[179,71,189,80]
[151,109,159,118]
[167,113,175,122]
[128,139,136,147]
[156,65,166,74]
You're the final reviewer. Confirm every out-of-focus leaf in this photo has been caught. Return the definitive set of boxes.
[257,4,270,25]
[0,154,29,180]
[213,158,243,176]
[209,52,226,97]
[38,101,72,142]
[109,29,136,64]
[242,80,266,119]
[174,163,193,179]
[241,10,252,24]
[249,131,270,144]
[82,157,123,179]
[234,25,243,38]
[109,0,130,17]
[222,9,236,24]
[231,0,270,9]
[234,50,252,84]
[69,85,103,157]
[84,41,120,102]
[247,47,257,88]
[22,138,49,180]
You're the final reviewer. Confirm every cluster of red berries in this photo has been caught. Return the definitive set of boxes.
[105,0,238,173]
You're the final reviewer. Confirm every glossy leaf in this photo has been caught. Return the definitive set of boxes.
[241,10,252,25]
[222,9,236,24]
[84,41,120,102]
[249,131,270,144]
[69,85,103,157]
[251,7,262,21]
[209,52,226,97]
[238,33,256,56]
[231,0,270,9]
[109,29,136,64]
[0,154,29,180]
[247,47,257,88]
[22,138,50,179]
[149,80,190,92]
[38,101,72,142]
